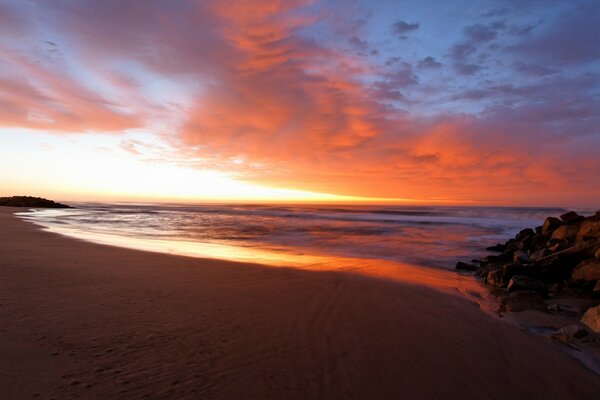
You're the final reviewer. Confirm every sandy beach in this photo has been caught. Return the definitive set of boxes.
[1,208,599,400]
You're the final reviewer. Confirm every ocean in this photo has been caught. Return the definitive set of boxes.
[17,203,592,270]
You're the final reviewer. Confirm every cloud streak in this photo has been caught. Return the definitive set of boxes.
[0,0,598,205]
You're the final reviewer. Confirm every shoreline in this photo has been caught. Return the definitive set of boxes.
[2,208,599,399]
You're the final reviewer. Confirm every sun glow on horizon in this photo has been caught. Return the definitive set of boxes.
[0,129,423,204]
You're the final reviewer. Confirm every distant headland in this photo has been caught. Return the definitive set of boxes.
[0,196,72,208]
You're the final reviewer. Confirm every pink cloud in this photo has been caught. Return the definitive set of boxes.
[0,0,598,205]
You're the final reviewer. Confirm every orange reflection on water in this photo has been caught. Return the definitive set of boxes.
[33,221,490,307]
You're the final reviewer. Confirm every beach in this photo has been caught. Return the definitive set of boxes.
[1,207,599,399]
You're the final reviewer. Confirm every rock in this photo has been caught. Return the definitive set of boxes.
[560,211,584,224]
[594,281,600,294]
[475,263,498,278]
[487,269,506,287]
[485,243,506,252]
[455,261,478,271]
[542,217,563,234]
[548,303,586,317]
[547,242,568,253]
[486,264,527,288]
[500,290,547,312]
[557,287,595,299]
[515,228,535,242]
[547,282,561,296]
[530,248,551,261]
[576,217,600,242]
[0,196,72,208]
[596,248,600,259]
[551,325,589,342]
[482,254,511,265]
[507,275,547,295]
[531,233,551,250]
[551,224,579,244]
[572,258,600,282]
[513,251,531,265]
[536,239,600,268]
[581,305,600,333]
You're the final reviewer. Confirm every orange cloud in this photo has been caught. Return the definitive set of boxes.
[1,0,598,206]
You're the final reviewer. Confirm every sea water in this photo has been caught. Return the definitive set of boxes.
[18,203,590,269]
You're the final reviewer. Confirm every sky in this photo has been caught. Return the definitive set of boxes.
[0,0,599,206]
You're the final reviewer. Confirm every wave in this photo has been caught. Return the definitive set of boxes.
[22,203,590,270]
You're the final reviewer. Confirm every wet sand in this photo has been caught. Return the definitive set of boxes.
[1,208,599,399]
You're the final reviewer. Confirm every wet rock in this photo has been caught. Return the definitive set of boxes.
[547,303,585,317]
[485,243,506,252]
[515,228,535,242]
[513,251,531,265]
[542,217,563,234]
[475,263,498,278]
[547,282,561,296]
[455,261,478,271]
[581,305,600,333]
[482,254,511,265]
[486,264,527,288]
[487,269,506,288]
[500,290,547,312]
[536,240,599,268]
[576,217,600,242]
[507,275,547,295]
[560,211,584,224]
[532,233,551,250]
[551,324,589,342]
[551,224,579,244]
[557,287,595,299]
[572,258,600,282]
[530,248,551,262]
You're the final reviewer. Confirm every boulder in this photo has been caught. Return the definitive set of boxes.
[485,243,506,252]
[536,239,600,268]
[572,258,600,282]
[576,217,600,242]
[486,264,528,288]
[513,251,531,265]
[530,248,550,261]
[531,233,551,250]
[507,275,547,295]
[551,224,579,243]
[547,303,585,317]
[551,324,589,342]
[455,261,478,271]
[581,305,600,333]
[560,211,584,224]
[500,290,547,312]
[542,217,562,234]
[557,287,595,299]
[482,254,511,265]
[515,228,535,242]
[487,268,506,288]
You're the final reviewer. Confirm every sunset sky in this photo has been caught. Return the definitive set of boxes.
[0,0,598,205]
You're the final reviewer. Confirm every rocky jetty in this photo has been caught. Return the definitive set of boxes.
[0,196,71,208]
[457,210,600,333]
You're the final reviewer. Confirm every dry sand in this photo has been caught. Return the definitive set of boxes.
[1,208,599,399]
